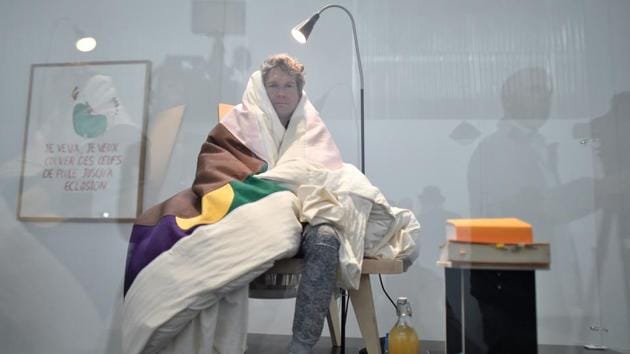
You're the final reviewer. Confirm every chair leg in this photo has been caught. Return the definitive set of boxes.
[326,295,342,347]
[349,274,382,354]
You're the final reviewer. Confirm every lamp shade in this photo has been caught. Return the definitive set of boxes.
[291,13,320,43]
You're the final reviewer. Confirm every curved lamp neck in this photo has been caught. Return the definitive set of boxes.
[317,4,364,90]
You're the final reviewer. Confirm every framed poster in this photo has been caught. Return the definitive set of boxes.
[18,60,151,222]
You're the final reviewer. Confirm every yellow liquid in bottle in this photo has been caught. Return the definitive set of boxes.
[388,324,419,354]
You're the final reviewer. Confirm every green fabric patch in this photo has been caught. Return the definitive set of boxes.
[227,175,286,213]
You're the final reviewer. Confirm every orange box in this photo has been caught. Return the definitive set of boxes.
[446,218,533,244]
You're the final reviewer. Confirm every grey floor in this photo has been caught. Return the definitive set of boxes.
[247,334,629,354]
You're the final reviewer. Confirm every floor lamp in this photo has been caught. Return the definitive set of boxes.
[291,4,365,175]
[291,4,365,353]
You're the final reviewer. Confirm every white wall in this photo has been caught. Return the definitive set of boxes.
[1,0,629,353]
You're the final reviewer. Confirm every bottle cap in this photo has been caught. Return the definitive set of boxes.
[396,297,412,316]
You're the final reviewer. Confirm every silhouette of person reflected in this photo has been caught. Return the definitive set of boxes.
[574,91,630,340]
[468,67,556,221]
[466,67,595,351]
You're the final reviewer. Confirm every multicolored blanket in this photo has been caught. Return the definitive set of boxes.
[124,122,287,296]
[122,71,420,354]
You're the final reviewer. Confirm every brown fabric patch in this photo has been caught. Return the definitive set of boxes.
[135,123,265,226]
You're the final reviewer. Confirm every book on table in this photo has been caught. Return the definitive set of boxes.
[446,217,533,244]
[439,240,550,266]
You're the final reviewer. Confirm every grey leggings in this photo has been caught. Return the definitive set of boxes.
[288,224,340,354]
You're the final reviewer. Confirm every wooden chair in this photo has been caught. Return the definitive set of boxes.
[254,258,407,354]
[218,103,408,354]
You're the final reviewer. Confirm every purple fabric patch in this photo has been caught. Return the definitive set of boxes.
[123,216,193,295]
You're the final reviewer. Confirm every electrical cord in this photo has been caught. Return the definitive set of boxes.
[341,289,348,354]
[379,273,397,311]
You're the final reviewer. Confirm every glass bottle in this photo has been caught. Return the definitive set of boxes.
[388,297,419,354]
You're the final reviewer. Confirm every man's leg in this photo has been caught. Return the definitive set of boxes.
[288,224,340,354]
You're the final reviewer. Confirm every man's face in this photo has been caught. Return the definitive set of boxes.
[264,68,300,126]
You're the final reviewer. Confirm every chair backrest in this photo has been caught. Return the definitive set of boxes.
[218,103,234,121]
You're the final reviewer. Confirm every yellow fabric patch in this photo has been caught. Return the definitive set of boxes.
[176,183,235,230]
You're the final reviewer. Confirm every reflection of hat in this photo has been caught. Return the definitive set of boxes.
[449,120,481,145]
[418,186,445,203]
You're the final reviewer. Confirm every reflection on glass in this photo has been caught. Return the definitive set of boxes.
[575,92,630,348]
[467,67,598,347]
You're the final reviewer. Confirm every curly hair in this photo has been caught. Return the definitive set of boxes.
[261,54,305,93]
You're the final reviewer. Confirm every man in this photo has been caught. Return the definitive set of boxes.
[260,54,341,354]
[123,54,418,354]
